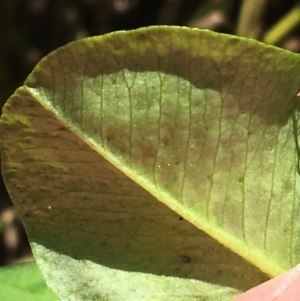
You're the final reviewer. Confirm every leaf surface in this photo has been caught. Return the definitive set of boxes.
[1,26,300,300]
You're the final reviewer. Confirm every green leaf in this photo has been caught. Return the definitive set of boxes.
[1,26,300,300]
[0,262,58,301]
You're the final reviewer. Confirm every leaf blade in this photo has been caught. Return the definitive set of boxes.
[2,26,300,299]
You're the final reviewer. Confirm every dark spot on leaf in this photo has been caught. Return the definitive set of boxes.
[178,255,191,262]
[142,142,155,158]
[178,216,183,221]
[104,129,115,142]
[162,136,170,146]
[238,176,244,183]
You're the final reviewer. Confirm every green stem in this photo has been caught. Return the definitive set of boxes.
[236,0,268,39]
[262,5,300,45]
